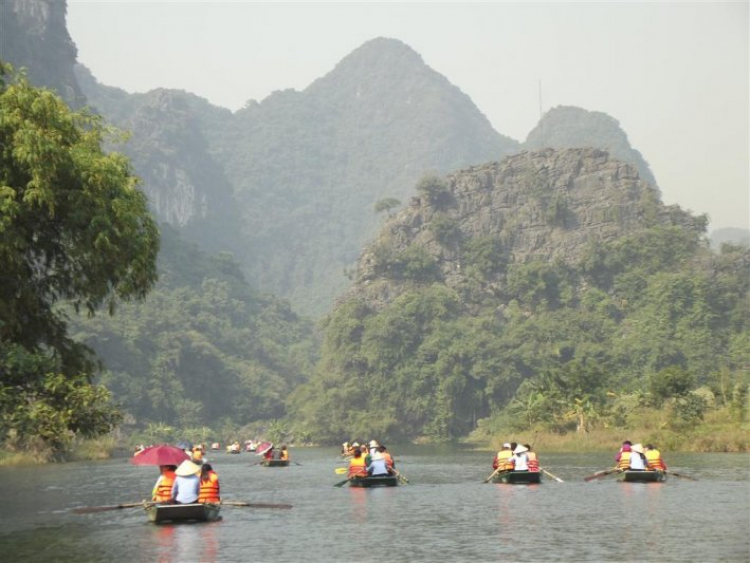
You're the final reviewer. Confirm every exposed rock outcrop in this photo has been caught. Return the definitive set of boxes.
[349,147,700,311]
[0,0,84,106]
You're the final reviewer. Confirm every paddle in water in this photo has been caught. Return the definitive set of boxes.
[392,469,409,484]
[72,501,153,514]
[540,467,564,482]
[333,477,352,488]
[484,467,509,483]
[666,470,698,481]
[221,501,292,509]
[583,467,620,482]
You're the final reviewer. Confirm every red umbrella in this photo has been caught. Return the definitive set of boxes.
[255,442,273,456]
[130,444,190,466]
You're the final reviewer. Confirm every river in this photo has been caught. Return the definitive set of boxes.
[0,447,747,562]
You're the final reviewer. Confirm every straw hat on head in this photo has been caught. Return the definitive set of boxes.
[631,443,645,454]
[513,445,529,454]
[369,440,379,448]
[502,443,511,449]
[175,459,202,476]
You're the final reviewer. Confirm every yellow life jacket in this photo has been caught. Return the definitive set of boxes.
[495,450,514,470]
[645,450,666,470]
[617,451,631,470]
[348,456,368,478]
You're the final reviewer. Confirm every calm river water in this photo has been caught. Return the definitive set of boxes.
[0,447,747,562]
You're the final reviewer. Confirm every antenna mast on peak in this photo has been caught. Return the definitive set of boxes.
[538,79,543,118]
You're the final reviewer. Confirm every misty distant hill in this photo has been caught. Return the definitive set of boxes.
[524,105,657,187]
[710,227,750,250]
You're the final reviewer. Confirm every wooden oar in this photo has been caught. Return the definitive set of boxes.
[392,469,409,484]
[71,501,153,514]
[540,467,564,483]
[220,501,292,509]
[333,477,352,488]
[583,467,620,482]
[666,470,697,481]
[484,467,509,483]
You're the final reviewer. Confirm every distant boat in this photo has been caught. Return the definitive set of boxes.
[491,470,542,485]
[261,459,290,467]
[618,470,667,483]
[146,503,221,524]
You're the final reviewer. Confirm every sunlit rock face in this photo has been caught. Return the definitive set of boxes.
[0,0,85,106]
[348,147,700,312]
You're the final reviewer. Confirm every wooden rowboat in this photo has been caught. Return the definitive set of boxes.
[492,470,542,484]
[146,503,221,524]
[261,459,290,467]
[618,470,667,483]
[348,474,399,488]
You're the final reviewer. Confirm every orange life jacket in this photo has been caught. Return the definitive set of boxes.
[383,452,394,469]
[153,471,176,502]
[198,471,221,503]
[493,450,513,470]
[527,451,540,472]
[645,450,667,471]
[280,450,289,461]
[348,456,368,478]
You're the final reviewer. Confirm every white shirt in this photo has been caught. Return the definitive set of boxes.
[512,453,529,471]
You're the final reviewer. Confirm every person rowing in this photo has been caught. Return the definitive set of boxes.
[492,442,514,471]
[644,444,667,471]
[347,448,368,480]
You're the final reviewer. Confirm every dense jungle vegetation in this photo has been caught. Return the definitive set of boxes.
[288,225,749,449]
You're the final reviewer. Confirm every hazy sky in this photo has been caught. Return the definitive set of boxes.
[67,1,748,231]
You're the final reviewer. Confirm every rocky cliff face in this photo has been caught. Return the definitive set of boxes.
[350,147,700,310]
[75,66,241,256]
[524,106,657,187]
[0,0,84,106]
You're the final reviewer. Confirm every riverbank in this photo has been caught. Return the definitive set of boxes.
[467,417,749,453]
[0,435,119,466]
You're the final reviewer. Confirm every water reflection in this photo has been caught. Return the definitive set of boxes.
[153,519,221,563]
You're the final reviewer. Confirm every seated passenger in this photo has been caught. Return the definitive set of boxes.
[279,445,289,461]
[492,443,514,470]
[628,443,647,470]
[347,449,368,479]
[198,463,221,504]
[366,450,391,477]
[512,444,529,471]
[171,460,202,504]
[644,444,667,471]
[525,444,540,472]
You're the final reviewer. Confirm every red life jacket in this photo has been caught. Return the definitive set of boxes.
[527,451,540,472]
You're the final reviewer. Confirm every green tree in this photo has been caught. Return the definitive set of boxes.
[0,64,159,455]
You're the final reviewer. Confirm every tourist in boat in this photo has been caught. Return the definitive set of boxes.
[492,442,514,470]
[191,445,204,463]
[347,448,368,479]
[198,463,221,504]
[366,448,392,477]
[279,445,289,461]
[263,444,275,460]
[615,440,632,465]
[629,443,648,470]
[171,460,202,504]
[524,444,540,472]
[368,439,380,458]
[378,445,395,470]
[644,444,667,471]
[152,465,177,502]
[511,444,529,471]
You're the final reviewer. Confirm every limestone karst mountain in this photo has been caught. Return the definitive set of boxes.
[346,147,699,311]
[524,105,657,187]
[0,0,84,106]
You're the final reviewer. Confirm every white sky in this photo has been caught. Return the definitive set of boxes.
[67,1,749,231]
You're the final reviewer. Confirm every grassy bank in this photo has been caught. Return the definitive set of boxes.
[0,435,119,466]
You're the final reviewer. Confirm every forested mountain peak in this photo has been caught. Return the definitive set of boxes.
[525,105,657,187]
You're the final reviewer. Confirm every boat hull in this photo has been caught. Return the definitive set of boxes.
[146,503,221,524]
[493,470,542,484]
[348,475,399,488]
[618,470,667,483]
[261,459,290,467]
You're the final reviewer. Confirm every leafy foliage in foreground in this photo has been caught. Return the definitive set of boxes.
[0,63,158,457]
[289,226,749,444]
